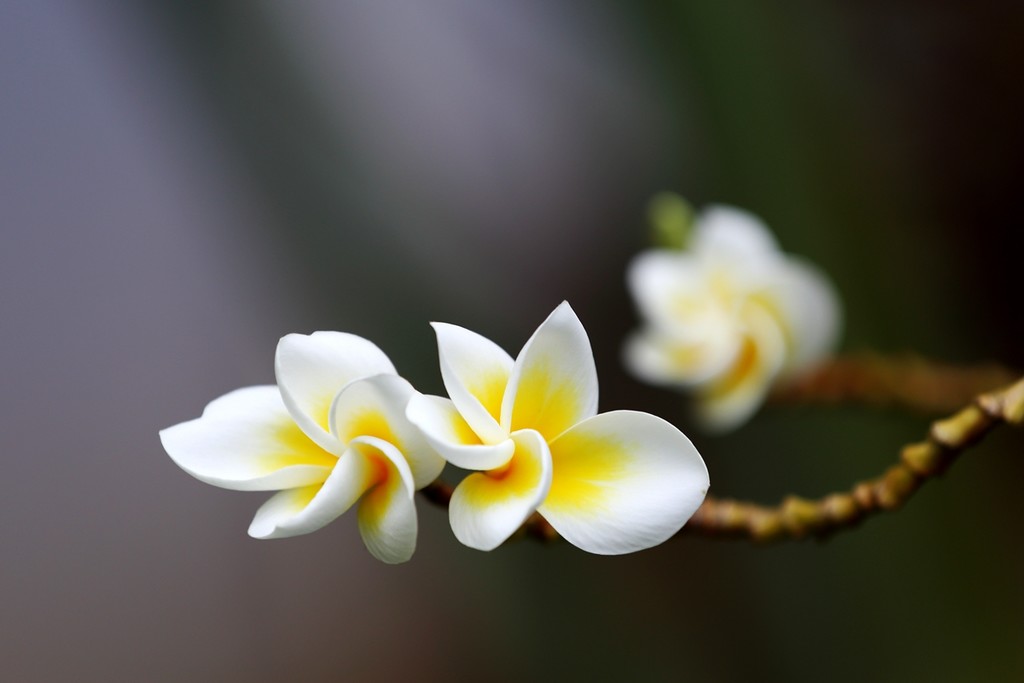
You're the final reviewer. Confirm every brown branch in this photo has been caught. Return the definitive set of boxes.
[685,372,1024,541]
[769,353,1016,415]
[417,357,1024,545]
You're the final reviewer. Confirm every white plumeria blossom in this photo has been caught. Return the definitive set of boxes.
[625,204,841,431]
[160,332,445,564]
[406,302,709,554]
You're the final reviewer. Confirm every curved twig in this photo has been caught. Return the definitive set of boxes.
[768,353,1016,414]
[418,357,1024,545]
[685,372,1023,541]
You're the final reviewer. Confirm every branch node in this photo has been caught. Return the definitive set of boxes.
[930,405,992,449]
[714,499,748,534]
[748,511,785,542]
[980,377,1024,424]
[781,496,823,536]
[852,482,877,511]
[821,493,861,525]
[900,441,945,477]
[876,465,919,510]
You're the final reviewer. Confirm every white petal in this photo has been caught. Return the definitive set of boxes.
[354,437,418,564]
[247,439,386,539]
[628,245,779,343]
[694,304,787,431]
[201,385,280,419]
[275,332,397,454]
[776,257,841,371]
[501,302,598,441]
[406,394,515,471]
[623,325,742,388]
[540,410,708,554]
[692,205,779,259]
[431,322,513,444]
[329,375,445,489]
[626,251,709,337]
[449,429,552,551]
[160,386,336,491]
[359,485,417,564]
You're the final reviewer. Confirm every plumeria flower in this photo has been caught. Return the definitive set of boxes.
[406,302,709,554]
[160,332,445,564]
[625,200,840,431]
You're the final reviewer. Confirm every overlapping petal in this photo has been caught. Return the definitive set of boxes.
[623,323,741,387]
[163,329,441,563]
[626,252,707,338]
[160,386,336,491]
[247,440,387,539]
[405,394,515,471]
[245,435,418,552]
[694,305,787,431]
[502,302,599,441]
[540,410,708,555]
[275,331,396,453]
[329,374,444,488]
[432,322,513,444]
[350,437,418,564]
[449,429,552,551]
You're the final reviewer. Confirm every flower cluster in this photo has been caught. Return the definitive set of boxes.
[625,200,840,431]
[160,332,444,563]
[161,303,709,563]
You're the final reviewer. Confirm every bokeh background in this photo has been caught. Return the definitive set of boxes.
[3,1,1023,681]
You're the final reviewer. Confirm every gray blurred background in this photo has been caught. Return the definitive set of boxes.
[2,1,1022,681]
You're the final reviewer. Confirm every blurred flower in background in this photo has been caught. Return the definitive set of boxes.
[625,196,840,430]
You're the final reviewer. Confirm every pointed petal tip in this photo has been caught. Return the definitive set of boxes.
[503,300,598,439]
[430,322,513,443]
[550,299,578,321]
